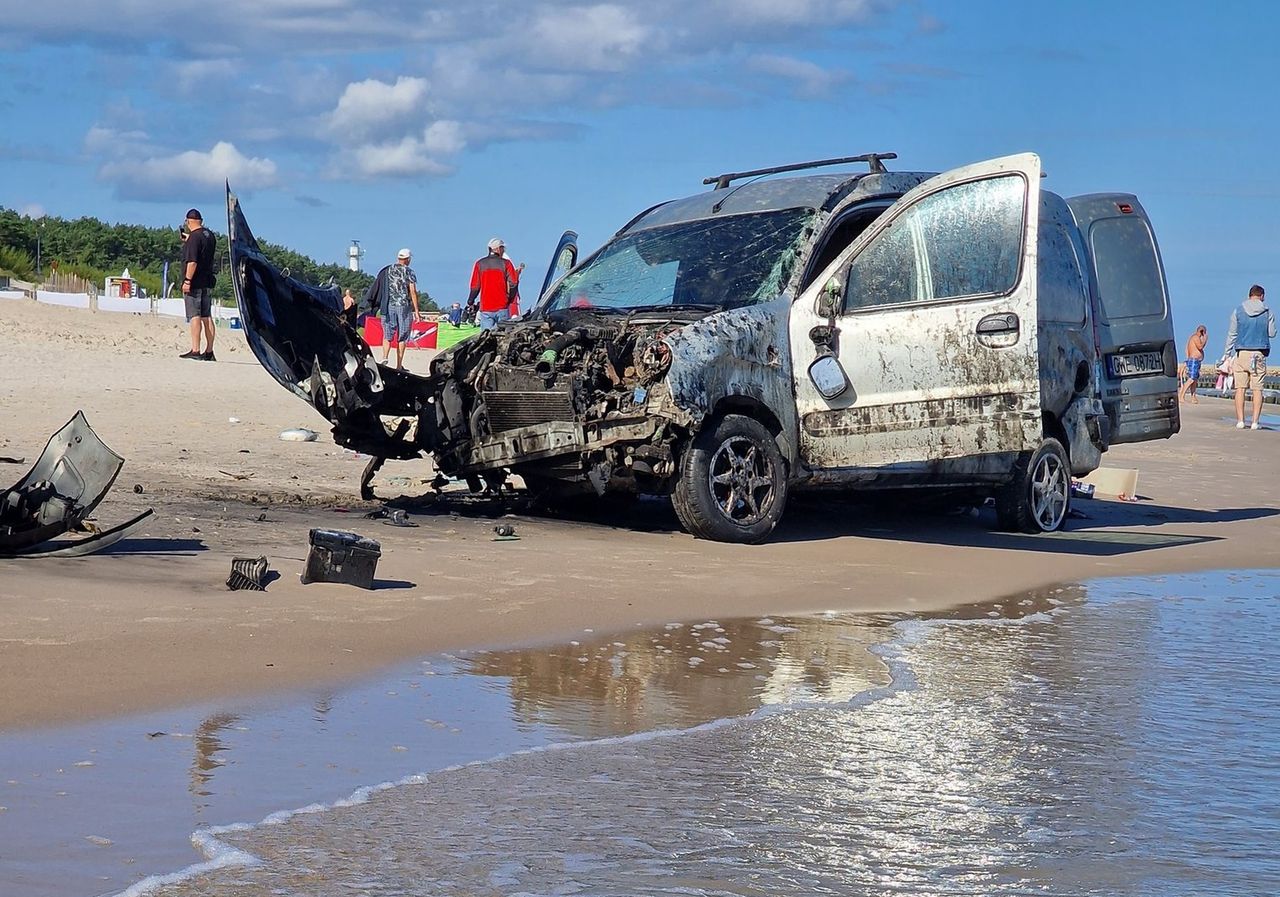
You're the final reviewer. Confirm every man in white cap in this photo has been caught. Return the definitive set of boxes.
[468,237,520,331]
[383,248,421,369]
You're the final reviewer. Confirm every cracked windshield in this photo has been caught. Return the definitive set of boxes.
[542,208,813,313]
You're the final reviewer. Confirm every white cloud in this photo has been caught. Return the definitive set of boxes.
[747,55,854,98]
[327,76,431,140]
[83,125,150,155]
[98,140,278,199]
[526,4,652,72]
[423,120,465,156]
[173,59,239,95]
[18,203,46,219]
[346,137,452,179]
[700,0,883,29]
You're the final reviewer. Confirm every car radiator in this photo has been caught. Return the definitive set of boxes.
[484,390,576,433]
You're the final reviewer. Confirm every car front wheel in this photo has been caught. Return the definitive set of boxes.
[672,414,788,543]
[995,437,1071,533]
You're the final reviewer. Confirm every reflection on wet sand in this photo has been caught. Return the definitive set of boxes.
[189,713,239,804]
[464,583,1087,740]
[464,614,897,738]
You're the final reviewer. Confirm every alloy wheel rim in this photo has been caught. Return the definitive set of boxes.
[708,436,775,526]
[1030,451,1068,530]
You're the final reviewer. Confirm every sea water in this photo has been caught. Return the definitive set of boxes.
[3,572,1277,897]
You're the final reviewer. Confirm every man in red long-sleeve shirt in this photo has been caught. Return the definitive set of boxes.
[469,237,521,331]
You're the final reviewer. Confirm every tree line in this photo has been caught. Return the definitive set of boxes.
[0,207,438,310]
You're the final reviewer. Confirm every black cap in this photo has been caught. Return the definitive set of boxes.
[185,208,202,221]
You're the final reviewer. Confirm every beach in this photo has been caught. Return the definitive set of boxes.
[2,297,1279,731]
[3,298,1280,896]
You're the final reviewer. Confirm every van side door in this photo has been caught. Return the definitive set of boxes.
[1066,194,1180,444]
[790,153,1043,483]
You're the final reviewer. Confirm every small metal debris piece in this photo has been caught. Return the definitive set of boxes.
[227,555,269,591]
[384,508,416,527]
[1069,480,1095,499]
[133,484,145,494]
[492,523,519,541]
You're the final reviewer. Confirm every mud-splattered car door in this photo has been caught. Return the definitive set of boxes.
[790,153,1044,482]
[1066,194,1179,444]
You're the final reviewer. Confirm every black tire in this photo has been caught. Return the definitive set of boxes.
[995,437,1071,533]
[672,414,788,543]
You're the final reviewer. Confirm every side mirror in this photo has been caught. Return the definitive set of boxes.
[808,354,851,400]
[815,275,842,320]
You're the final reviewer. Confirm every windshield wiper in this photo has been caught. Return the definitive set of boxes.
[655,303,720,312]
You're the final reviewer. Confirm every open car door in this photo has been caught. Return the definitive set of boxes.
[790,153,1043,482]
[1067,194,1179,444]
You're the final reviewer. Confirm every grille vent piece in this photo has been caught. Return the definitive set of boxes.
[485,391,575,433]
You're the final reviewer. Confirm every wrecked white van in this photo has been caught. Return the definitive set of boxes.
[228,151,1179,543]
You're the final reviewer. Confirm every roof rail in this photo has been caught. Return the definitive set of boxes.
[703,152,897,190]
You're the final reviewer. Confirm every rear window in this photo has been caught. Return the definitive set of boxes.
[1090,217,1166,320]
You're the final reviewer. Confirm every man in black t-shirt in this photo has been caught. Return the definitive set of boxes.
[180,207,218,361]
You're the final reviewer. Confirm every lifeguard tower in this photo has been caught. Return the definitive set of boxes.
[104,268,142,299]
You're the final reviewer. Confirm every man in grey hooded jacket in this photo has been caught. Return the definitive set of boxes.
[1224,284,1277,429]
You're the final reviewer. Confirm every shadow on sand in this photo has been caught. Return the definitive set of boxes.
[378,488,1280,558]
[94,537,210,556]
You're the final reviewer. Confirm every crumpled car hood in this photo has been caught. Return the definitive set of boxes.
[227,189,432,459]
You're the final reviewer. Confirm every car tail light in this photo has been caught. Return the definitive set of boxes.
[1116,202,1133,214]
[1162,341,1177,377]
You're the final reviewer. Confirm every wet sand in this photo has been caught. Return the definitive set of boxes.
[3,298,1279,731]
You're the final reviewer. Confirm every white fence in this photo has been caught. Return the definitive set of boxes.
[0,290,239,321]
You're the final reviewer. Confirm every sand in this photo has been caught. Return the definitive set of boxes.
[1,297,1278,731]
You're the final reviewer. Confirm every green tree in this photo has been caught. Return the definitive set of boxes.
[0,206,386,305]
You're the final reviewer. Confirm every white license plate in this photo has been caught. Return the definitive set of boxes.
[1109,351,1163,377]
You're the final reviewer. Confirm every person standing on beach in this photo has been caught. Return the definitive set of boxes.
[468,238,520,331]
[1223,284,1276,429]
[382,248,421,370]
[1178,324,1209,404]
[179,208,217,361]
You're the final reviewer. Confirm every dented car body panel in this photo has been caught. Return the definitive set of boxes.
[0,411,154,556]
[663,299,799,466]
[229,151,1178,541]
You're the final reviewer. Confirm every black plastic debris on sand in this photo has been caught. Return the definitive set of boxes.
[301,530,381,589]
[227,555,269,591]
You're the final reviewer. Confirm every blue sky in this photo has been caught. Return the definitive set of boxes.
[1,0,1275,345]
